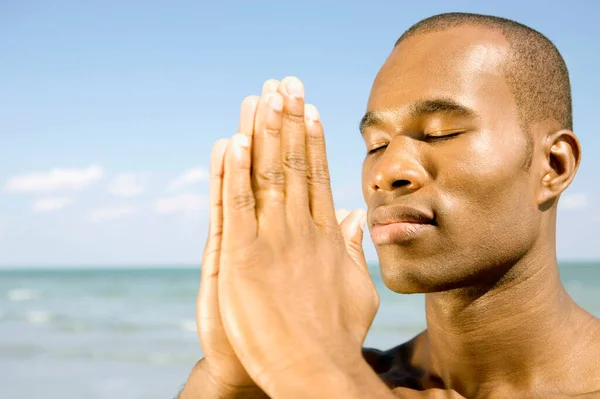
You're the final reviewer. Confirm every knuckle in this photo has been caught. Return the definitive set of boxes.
[308,163,331,185]
[326,226,346,246]
[208,230,223,241]
[231,193,255,211]
[283,151,307,173]
[255,167,285,186]
[307,124,325,139]
[264,127,281,138]
[284,110,305,124]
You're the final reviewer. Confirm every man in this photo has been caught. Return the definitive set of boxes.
[179,12,600,398]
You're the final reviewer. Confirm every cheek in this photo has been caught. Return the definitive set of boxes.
[437,131,536,241]
[446,130,527,196]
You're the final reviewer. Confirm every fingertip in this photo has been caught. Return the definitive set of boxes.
[242,95,260,109]
[239,96,259,135]
[227,134,251,168]
[281,76,304,98]
[335,208,351,225]
[304,104,320,122]
[214,138,230,154]
[347,209,367,233]
[231,133,250,152]
[262,79,280,95]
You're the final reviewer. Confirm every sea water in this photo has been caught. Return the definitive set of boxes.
[0,263,598,398]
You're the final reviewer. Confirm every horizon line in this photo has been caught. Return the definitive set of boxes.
[1,259,599,271]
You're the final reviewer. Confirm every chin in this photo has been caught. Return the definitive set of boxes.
[377,254,438,293]
[377,246,523,294]
[376,247,476,294]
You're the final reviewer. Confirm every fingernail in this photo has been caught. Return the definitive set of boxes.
[243,95,259,109]
[262,79,279,94]
[358,210,367,231]
[268,93,283,112]
[284,77,304,98]
[233,133,250,149]
[304,104,320,121]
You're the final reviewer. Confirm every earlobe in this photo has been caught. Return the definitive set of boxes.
[538,129,581,207]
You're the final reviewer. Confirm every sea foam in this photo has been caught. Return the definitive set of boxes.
[179,319,197,333]
[26,310,53,325]
[7,288,40,302]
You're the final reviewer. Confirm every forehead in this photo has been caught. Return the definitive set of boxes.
[368,26,514,116]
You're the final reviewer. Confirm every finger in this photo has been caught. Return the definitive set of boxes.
[223,133,257,249]
[252,91,286,230]
[261,79,280,95]
[338,209,368,271]
[198,139,229,334]
[238,95,259,139]
[202,139,229,269]
[279,76,310,216]
[305,104,337,228]
[335,209,351,225]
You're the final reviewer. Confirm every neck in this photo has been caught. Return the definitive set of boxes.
[423,248,596,397]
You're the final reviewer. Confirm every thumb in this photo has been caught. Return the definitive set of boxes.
[337,209,368,270]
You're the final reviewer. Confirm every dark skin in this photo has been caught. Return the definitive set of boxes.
[181,25,600,398]
[361,26,600,397]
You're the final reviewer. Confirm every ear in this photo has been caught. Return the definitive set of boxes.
[538,129,581,207]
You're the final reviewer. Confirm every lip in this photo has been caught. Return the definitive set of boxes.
[370,205,435,244]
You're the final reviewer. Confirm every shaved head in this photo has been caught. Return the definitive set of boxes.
[395,13,572,168]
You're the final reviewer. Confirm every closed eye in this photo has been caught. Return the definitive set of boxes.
[423,130,464,142]
[367,144,388,154]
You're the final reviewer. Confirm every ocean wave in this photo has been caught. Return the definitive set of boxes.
[26,310,53,325]
[179,319,197,333]
[7,288,41,302]
[51,348,200,365]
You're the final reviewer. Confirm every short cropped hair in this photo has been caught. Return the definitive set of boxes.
[395,13,573,168]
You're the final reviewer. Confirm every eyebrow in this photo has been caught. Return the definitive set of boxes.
[359,98,479,135]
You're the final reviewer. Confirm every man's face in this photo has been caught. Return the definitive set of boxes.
[361,26,542,293]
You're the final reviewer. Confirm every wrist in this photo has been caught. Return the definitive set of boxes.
[179,359,269,399]
[264,352,393,399]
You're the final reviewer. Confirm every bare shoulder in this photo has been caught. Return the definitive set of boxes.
[574,316,600,394]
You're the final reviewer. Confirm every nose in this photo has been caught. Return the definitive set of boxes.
[370,136,427,194]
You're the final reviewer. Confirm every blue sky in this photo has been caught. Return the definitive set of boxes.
[1,1,599,267]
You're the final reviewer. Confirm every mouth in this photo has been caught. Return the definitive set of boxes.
[369,205,435,245]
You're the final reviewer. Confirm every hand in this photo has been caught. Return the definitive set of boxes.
[195,80,280,398]
[218,77,380,395]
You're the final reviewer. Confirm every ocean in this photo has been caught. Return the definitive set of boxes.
[1,263,598,399]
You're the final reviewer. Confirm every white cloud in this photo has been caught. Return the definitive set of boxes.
[155,194,207,216]
[33,197,73,212]
[166,167,209,192]
[109,173,144,197]
[559,193,588,211]
[4,165,104,193]
[90,206,137,222]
